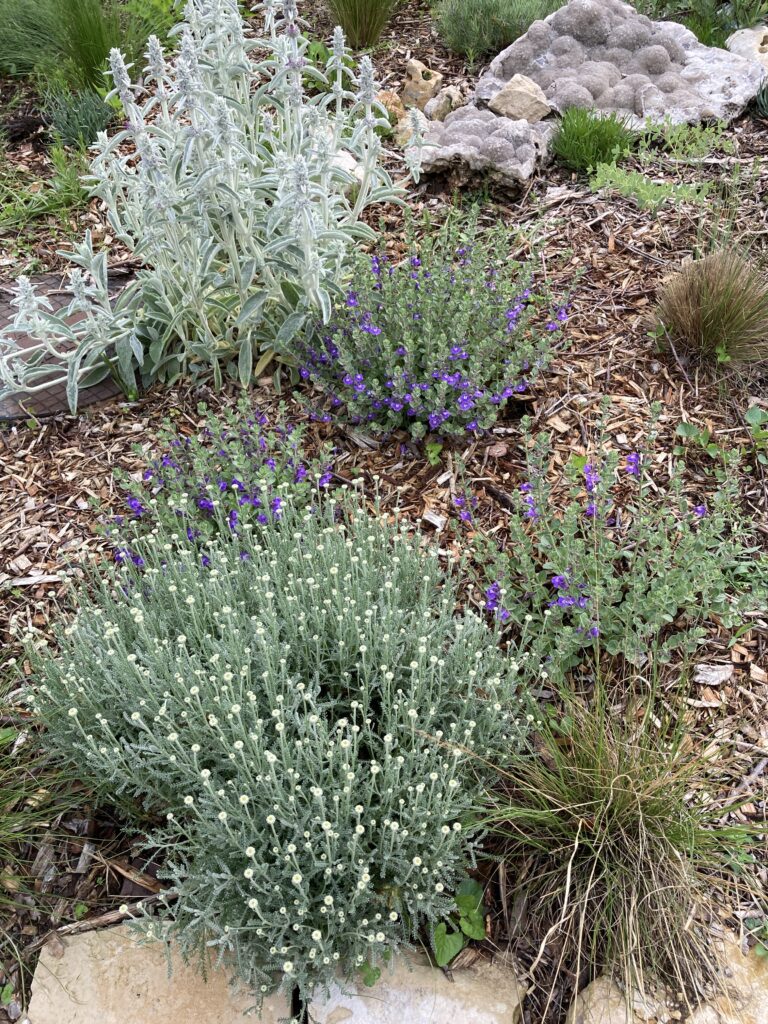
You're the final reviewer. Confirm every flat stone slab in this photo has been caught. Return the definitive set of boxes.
[25,925,293,1023]
[309,953,526,1024]
[0,273,125,420]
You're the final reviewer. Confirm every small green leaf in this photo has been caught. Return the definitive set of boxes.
[675,423,699,439]
[432,922,466,967]
[454,878,484,915]
[276,312,306,346]
[425,441,443,466]
[1,983,13,1006]
[459,910,486,941]
[359,962,381,987]
[74,902,89,921]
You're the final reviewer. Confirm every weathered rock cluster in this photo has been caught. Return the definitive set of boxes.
[475,0,765,125]
[406,0,767,187]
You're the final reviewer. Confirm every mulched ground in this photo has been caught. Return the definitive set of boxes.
[1,1,767,1021]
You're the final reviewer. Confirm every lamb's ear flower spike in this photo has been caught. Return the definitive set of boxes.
[0,0,413,410]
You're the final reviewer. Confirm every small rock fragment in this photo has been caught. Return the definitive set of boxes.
[376,89,407,123]
[488,74,552,122]
[402,58,444,110]
[424,85,466,121]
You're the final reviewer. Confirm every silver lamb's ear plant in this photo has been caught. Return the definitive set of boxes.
[0,0,412,413]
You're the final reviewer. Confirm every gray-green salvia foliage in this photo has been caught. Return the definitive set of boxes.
[0,0,419,412]
[29,496,529,1003]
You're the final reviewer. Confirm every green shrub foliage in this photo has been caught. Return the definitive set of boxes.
[434,0,560,58]
[294,211,564,439]
[108,399,332,560]
[0,0,175,90]
[30,496,528,1003]
[43,88,114,147]
[477,423,767,681]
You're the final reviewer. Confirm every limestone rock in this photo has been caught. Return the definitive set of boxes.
[26,926,292,1024]
[421,106,552,187]
[424,85,466,121]
[688,939,768,1024]
[488,74,552,121]
[309,953,526,1024]
[726,26,768,73]
[402,59,444,110]
[565,976,672,1024]
[376,89,407,123]
[566,940,768,1024]
[474,0,767,126]
[566,977,633,1023]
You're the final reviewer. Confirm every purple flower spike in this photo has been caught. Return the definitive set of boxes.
[584,463,600,493]
[693,504,707,518]
[625,452,641,476]
[485,581,501,612]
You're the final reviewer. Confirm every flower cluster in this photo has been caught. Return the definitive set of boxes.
[473,423,767,681]
[292,212,565,439]
[107,399,332,566]
[30,495,529,1004]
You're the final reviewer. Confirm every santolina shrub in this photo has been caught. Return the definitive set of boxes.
[293,212,565,439]
[109,399,332,565]
[29,496,529,1003]
[475,423,767,681]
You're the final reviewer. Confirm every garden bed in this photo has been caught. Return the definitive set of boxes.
[0,1,767,1022]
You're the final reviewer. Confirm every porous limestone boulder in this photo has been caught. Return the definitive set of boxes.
[726,25,768,73]
[424,84,466,121]
[403,58,444,110]
[421,106,552,187]
[309,953,526,1024]
[488,74,552,121]
[474,0,767,126]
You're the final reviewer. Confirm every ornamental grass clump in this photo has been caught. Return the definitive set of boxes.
[552,108,637,173]
[327,0,400,48]
[477,420,766,682]
[486,684,756,1009]
[294,212,564,439]
[0,0,413,413]
[28,496,529,1004]
[658,250,768,366]
[108,398,332,565]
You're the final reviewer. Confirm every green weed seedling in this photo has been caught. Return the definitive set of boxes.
[746,406,768,466]
[431,877,486,967]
